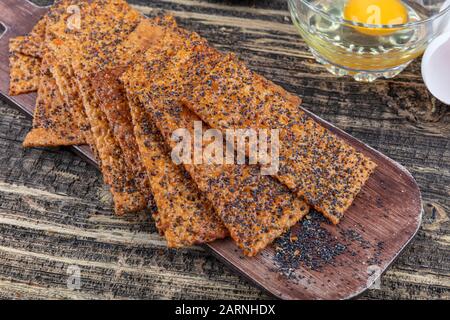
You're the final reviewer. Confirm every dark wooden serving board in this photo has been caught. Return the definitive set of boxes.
[0,0,423,300]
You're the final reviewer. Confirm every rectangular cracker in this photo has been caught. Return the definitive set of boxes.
[79,74,147,214]
[9,16,47,58]
[123,31,309,256]
[49,58,97,152]
[150,106,309,256]
[20,12,86,147]
[44,0,99,158]
[93,67,152,202]
[102,17,227,246]
[46,0,148,214]
[9,2,89,146]
[8,15,47,95]
[125,93,228,247]
[67,0,142,77]
[184,54,377,224]
[8,51,40,95]
[23,51,85,147]
[9,36,41,58]
[113,16,176,66]
[91,18,177,203]
[9,3,90,147]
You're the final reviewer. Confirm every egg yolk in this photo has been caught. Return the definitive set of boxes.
[344,0,409,36]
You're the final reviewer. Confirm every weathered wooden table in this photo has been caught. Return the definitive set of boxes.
[0,0,448,300]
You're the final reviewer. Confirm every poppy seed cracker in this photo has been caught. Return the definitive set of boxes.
[184,54,377,224]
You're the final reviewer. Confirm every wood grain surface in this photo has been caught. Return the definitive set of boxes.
[1,0,424,300]
[0,0,448,300]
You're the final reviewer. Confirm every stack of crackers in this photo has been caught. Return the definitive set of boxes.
[9,0,376,256]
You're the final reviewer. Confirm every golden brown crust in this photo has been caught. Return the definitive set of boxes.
[151,106,309,256]
[9,16,46,57]
[125,93,228,247]
[123,31,309,256]
[26,16,47,57]
[9,17,47,58]
[8,15,47,96]
[21,12,86,148]
[93,68,151,199]
[67,0,142,77]
[9,36,41,58]
[113,17,176,66]
[184,54,377,224]
[8,52,40,95]
[45,0,147,214]
[49,58,97,150]
[23,128,78,147]
[77,74,147,214]
[45,2,100,158]
[23,53,85,147]
[91,18,177,199]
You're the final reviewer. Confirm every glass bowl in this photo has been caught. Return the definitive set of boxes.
[288,0,450,81]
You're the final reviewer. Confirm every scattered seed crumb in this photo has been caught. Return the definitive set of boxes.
[273,211,347,278]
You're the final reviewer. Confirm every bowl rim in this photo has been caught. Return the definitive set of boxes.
[288,0,450,28]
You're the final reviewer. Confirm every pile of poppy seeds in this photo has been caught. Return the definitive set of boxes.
[274,211,347,278]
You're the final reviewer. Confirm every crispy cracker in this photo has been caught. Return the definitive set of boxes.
[78,74,147,214]
[184,54,377,224]
[125,93,228,247]
[21,12,85,147]
[8,16,47,96]
[9,0,95,146]
[119,21,228,246]
[23,50,85,147]
[9,36,42,58]
[9,51,40,96]
[123,31,309,256]
[91,18,177,201]
[49,57,97,151]
[46,0,147,214]
[93,67,151,201]
[45,0,99,159]
[113,16,176,66]
[66,0,142,77]
[9,16,47,58]
[9,2,92,147]
[150,106,308,256]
